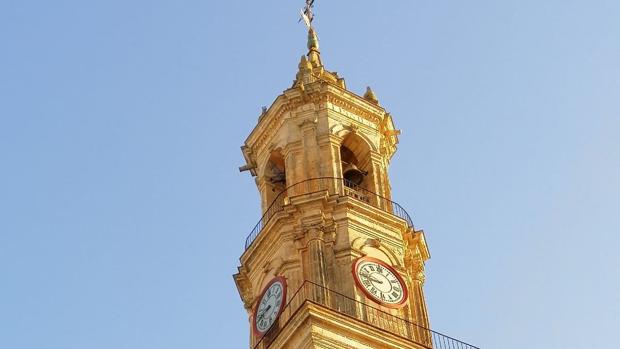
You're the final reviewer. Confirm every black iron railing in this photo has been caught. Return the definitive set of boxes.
[244,177,414,250]
[253,280,479,349]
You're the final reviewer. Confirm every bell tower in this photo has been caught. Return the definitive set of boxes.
[234,3,478,349]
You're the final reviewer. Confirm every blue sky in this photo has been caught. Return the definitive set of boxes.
[1,1,619,348]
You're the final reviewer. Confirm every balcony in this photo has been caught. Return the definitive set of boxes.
[244,177,414,251]
[253,280,480,349]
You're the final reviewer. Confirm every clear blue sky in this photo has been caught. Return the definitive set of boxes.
[1,1,619,348]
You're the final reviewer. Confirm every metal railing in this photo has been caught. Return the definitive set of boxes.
[244,177,414,250]
[253,280,479,349]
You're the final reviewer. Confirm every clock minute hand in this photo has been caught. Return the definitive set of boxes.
[257,305,272,320]
[360,272,384,284]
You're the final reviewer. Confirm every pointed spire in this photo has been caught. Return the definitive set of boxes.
[293,1,345,87]
[307,28,322,67]
[300,1,322,67]
[364,86,379,104]
[307,28,319,51]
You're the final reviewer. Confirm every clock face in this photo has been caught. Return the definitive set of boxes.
[253,276,287,336]
[353,257,408,308]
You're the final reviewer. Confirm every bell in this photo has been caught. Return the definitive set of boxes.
[342,162,366,186]
[269,167,286,185]
[270,172,286,184]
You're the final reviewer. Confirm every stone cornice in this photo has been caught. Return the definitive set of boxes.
[242,81,397,165]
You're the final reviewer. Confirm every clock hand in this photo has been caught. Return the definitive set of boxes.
[257,305,272,320]
[360,272,384,284]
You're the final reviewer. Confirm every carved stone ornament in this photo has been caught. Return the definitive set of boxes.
[294,219,336,247]
[410,255,426,284]
[234,267,255,310]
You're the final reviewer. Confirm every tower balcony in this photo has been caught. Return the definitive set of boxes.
[244,177,414,251]
[252,280,479,349]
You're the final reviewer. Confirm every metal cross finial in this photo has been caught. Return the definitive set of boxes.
[300,0,315,29]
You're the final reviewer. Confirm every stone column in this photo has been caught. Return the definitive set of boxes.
[300,118,320,182]
[410,256,431,346]
[296,220,336,306]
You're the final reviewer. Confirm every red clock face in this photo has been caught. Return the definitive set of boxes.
[253,276,287,337]
[352,257,408,308]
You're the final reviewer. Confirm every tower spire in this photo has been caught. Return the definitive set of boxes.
[300,0,322,67]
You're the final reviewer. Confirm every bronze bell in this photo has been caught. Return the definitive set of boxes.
[342,162,367,186]
[270,172,286,185]
[269,167,286,185]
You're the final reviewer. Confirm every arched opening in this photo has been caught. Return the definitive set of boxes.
[262,150,287,210]
[340,133,372,194]
[341,145,367,185]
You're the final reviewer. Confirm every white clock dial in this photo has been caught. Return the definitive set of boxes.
[253,277,287,335]
[353,257,408,307]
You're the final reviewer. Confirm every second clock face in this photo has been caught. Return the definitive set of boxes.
[353,257,408,308]
[253,277,287,336]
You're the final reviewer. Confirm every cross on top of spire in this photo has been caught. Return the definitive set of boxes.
[300,0,315,29]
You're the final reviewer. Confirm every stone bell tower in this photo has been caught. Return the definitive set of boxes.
[233,4,478,349]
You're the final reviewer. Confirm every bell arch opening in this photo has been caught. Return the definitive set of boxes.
[340,133,372,193]
[261,150,287,211]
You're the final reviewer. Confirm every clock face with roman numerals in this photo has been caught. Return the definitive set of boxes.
[353,257,408,308]
[253,276,287,336]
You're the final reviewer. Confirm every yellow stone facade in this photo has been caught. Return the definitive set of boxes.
[234,29,432,349]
